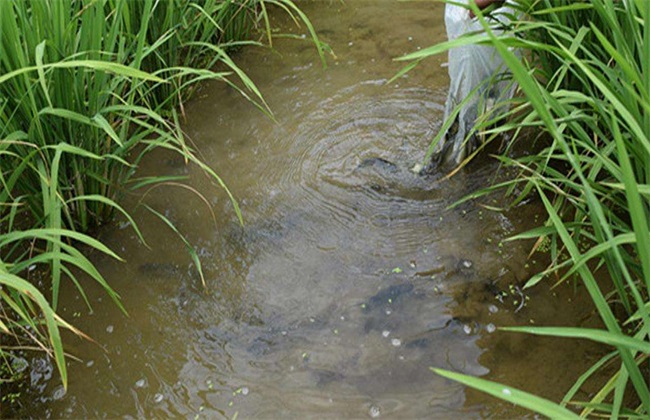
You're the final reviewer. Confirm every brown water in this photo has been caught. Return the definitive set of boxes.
[13,1,605,418]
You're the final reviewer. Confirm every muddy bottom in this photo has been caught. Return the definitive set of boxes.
[10,1,604,418]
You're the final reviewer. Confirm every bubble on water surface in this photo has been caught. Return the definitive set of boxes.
[52,385,66,400]
[11,356,28,373]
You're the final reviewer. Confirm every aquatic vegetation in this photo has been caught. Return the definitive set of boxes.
[0,0,321,392]
[397,0,650,417]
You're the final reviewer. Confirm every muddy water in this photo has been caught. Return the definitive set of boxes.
[17,1,605,418]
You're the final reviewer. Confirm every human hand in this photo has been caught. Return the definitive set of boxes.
[469,0,504,18]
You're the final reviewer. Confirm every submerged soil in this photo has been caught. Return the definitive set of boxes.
[10,1,605,418]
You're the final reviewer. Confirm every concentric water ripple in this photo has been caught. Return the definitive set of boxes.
[238,81,458,255]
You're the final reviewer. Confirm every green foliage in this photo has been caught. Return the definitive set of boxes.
[432,368,581,419]
[0,0,322,392]
[397,0,650,417]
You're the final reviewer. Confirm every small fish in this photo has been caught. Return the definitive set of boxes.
[363,283,414,312]
[357,157,399,174]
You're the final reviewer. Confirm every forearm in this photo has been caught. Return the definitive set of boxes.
[469,0,504,18]
[473,0,504,10]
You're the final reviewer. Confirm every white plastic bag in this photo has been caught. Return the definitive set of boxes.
[433,0,517,166]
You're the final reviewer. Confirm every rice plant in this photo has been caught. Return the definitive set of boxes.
[397,0,650,416]
[0,0,322,392]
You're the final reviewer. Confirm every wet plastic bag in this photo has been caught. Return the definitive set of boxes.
[433,0,517,166]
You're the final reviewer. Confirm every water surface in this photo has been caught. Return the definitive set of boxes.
[15,1,604,418]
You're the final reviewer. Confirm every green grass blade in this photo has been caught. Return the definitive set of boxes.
[143,205,206,289]
[502,326,650,353]
[0,60,165,85]
[432,368,580,419]
[0,271,67,389]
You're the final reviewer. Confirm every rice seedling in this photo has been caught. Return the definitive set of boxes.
[396,0,650,416]
[0,0,322,392]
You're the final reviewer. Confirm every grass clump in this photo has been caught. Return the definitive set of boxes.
[397,0,650,417]
[0,0,322,394]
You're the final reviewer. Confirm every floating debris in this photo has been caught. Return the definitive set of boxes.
[461,260,472,269]
[154,393,164,404]
[463,325,472,335]
[391,338,401,347]
[488,304,499,314]
[382,330,390,338]
[106,325,114,333]
[135,379,146,388]
[486,323,496,333]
